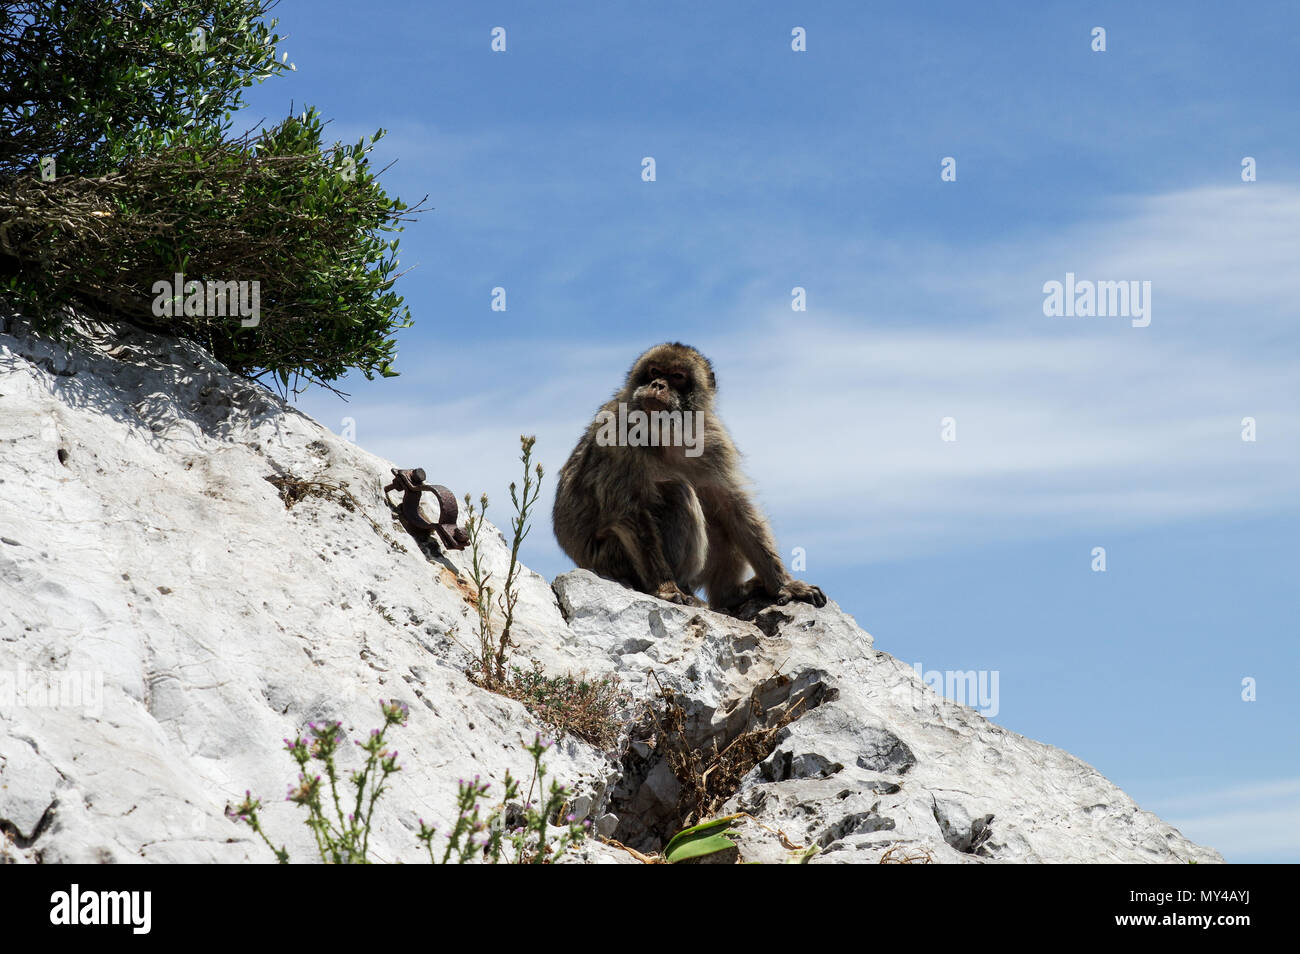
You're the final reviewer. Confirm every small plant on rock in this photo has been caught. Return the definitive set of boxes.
[227,698,409,864]
[500,662,635,751]
[419,733,588,864]
[464,434,543,689]
[227,702,588,864]
[462,490,495,684]
[662,815,741,864]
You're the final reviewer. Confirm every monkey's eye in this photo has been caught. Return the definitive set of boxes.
[670,372,687,386]
[648,367,663,379]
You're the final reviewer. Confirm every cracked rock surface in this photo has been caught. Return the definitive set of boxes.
[0,314,1221,864]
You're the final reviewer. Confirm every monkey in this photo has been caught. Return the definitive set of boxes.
[552,342,826,612]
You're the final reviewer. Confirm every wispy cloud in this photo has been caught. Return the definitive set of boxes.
[300,184,1300,567]
[1143,778,1300,863]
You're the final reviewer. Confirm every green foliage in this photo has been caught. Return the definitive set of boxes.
[227,702,589,864]
[0,0,289,179]
[662,815,741,864]
[0,2,419,389]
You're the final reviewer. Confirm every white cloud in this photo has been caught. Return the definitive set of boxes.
[959,185,1300,332]
[1143,778,1300,862]
[296,184,1300,567]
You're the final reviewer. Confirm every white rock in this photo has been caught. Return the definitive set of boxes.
[551,571,1222,863]
[0,314,1222,865]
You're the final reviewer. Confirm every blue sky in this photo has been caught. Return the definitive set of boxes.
[233,1,1300,862]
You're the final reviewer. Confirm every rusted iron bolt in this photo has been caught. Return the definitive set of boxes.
[383,467,469,550]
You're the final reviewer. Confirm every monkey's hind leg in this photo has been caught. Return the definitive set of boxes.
[655,481,707,595]
[701,520,754,610]
[585,529,644,592]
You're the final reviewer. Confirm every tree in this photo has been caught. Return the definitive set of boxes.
[0,1,421,390]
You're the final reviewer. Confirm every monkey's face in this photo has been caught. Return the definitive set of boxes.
[631,364,688,413]
[626,344,714,414]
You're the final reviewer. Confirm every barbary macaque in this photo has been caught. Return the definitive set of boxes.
[553,342,826,611]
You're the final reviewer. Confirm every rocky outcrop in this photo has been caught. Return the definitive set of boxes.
[0,313,1222,863]
[554,570,1218,863]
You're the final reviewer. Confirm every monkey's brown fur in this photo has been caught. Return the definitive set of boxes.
[553,342,827,611]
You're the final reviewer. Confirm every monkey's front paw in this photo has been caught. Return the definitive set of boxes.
[655,582,705,607]
[774,580,827,608]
